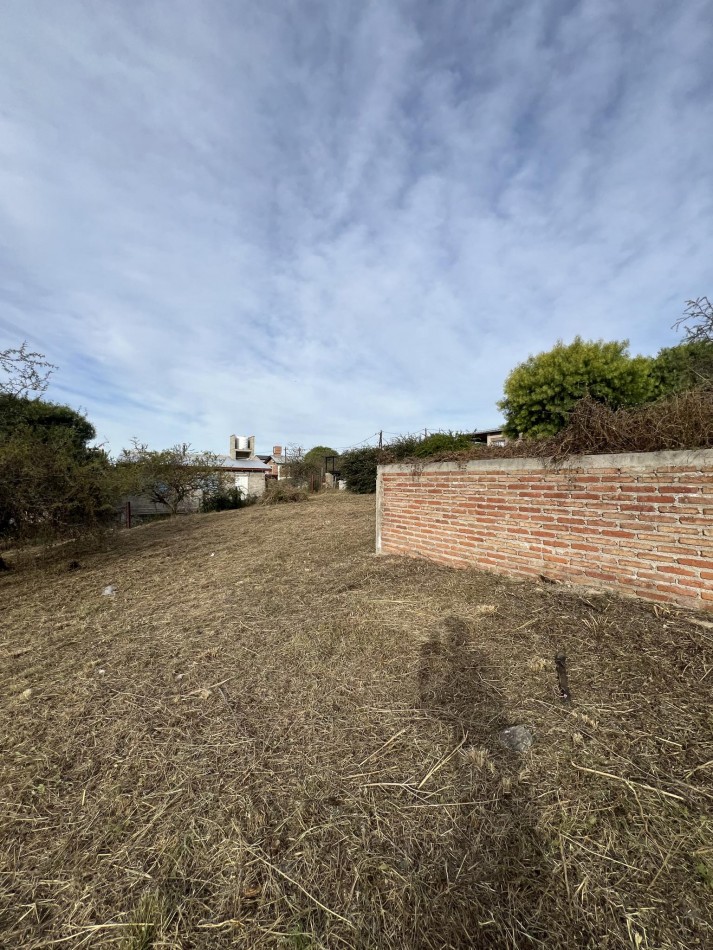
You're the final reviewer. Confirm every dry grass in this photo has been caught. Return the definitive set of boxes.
[1,493,712,949]
[260,484,309,505]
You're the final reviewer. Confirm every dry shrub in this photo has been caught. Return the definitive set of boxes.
[403,390,713,466]
[551,389,713,457]
[260,482,309,504]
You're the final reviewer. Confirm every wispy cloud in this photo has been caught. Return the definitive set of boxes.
[1,0,711,453]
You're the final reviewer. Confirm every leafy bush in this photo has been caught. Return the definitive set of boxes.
[0,398,120,546]
[380,435,422,459]
[0,351,129,547]
[200,486,257,513]
[280,445,333,487]
[652,341,713,396]
[303,445,338,471]
[340,447,382,493]
[260,483,308,504]
[499,337,655,438]
[341,433,478,493]
[412,432,473,456]
[0,394,96,450]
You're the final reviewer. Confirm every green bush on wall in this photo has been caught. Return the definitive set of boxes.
[412,432,473,456]
[340,447,382,494]
[341,432,474,493]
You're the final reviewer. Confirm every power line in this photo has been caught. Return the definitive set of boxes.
[333,432,381,452]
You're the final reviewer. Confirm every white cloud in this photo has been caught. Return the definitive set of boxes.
[0,0,711,454]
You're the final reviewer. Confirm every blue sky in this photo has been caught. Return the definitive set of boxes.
[1,0,711,455]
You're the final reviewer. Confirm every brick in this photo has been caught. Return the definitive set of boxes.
[655,583,688,596]
[585,571,621,583]
[672,576,707,591]
[380,460,713,611]
[656,565,700,578]
[639,550,675,562]
[631,588,672,602]
[676,556,713,569]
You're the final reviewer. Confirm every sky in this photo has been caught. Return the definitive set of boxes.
[0,0,711,456]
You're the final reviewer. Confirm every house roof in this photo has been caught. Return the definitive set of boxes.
[257,453,286,463]
[213,455,271,471]
[466,428,506,442]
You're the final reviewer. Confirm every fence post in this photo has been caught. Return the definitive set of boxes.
[125,501,132,529]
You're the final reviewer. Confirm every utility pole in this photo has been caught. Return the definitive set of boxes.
[378,430,383,449]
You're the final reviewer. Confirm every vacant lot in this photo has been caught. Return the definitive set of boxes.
[1,492,712,949]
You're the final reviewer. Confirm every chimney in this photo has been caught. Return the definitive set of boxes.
[248,435,255,457]
[229,435,238,459]
[273,445,282,457]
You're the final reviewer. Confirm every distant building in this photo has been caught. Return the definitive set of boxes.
[255,445,288,479]
[470,428,508,447]
[228,435,287,478]
[120,434,279,521]
[214,451,271,497]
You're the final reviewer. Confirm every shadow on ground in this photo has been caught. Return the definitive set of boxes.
[412,616,566,948]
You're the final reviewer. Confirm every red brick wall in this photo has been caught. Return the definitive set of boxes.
[376,451,713,611]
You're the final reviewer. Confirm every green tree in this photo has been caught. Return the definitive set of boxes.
[303,445,338,470]
[119,441,218,515]
[281,445,338,486]
[652,340,713,395]
[340,433,477,494]
[498,337,655,439]
[0,395,118,544]
[0,394,96,454]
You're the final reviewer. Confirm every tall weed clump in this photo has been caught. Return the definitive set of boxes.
[260,483,308,504]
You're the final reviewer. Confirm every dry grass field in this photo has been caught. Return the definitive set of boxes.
[1,492,712,949]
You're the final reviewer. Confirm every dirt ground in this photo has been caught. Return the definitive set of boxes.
[1,492,712,949]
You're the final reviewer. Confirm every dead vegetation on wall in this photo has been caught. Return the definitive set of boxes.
[395,391,713,466]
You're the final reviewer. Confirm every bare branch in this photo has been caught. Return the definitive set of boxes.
[118,442,219,515]
[673,297,713,344]
[0,341,57,397]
